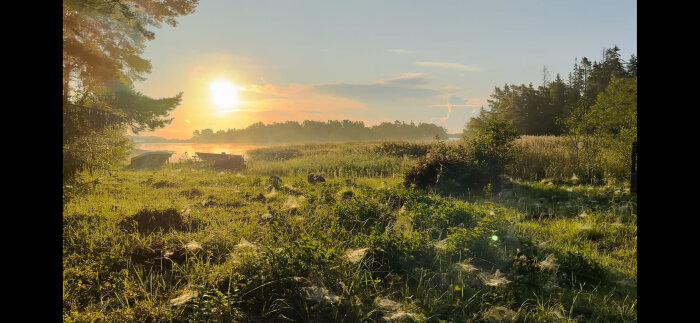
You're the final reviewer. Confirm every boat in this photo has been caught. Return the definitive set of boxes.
[130,150,174,169]
[195,152,246,170]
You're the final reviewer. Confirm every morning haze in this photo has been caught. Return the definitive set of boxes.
[63,1,637,321]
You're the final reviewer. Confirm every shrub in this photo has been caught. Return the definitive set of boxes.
[404,119,520,192]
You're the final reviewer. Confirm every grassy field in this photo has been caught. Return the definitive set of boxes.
[63,140,636,322]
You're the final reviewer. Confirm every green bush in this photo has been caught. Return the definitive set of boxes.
[404,119,520,192]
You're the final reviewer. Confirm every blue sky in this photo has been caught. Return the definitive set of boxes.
[135,0,637,138]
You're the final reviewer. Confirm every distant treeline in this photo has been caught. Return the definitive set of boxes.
[467,46,637,135]
[192,120,448,143]
[127,135,190,143]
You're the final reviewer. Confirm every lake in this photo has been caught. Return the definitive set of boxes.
[133,143,265,162]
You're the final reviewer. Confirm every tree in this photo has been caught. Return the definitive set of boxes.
[627,54,637,77]
[565,76,636,183]
[588,77,637,181]
[63,0,199,190]
[464,47,634,138]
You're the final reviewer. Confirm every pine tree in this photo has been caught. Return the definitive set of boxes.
[63,0,199,189]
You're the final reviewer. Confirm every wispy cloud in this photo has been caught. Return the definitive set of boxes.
[414,61,482,72]
[313,82,439,102]
[389,49,414,54]
[242,83,369,112]
[379,73,430,86]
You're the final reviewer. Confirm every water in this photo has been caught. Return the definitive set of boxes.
[132,143,265,163]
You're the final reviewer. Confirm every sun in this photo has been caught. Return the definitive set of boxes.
[209,79,244,112]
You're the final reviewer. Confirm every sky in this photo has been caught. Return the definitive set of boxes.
[134,0,637,139]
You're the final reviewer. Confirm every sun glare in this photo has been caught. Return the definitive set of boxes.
[209,79,244,112]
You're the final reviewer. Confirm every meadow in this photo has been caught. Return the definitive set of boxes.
[63,139,636,322]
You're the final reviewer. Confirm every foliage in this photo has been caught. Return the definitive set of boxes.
[564,77,637,183]
[405,119,520,192]
[466,46,636,136]
[63,0,197,191]
[63,125,133,201]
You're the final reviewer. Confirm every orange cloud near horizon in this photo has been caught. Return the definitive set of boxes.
[136,81,373,140]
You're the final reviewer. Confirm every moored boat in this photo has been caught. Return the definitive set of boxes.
[130,150,174,169]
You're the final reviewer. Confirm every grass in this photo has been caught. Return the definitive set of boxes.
[63,140,636,322]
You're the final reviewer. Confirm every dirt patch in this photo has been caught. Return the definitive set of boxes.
[120,208,187,235]
[307,173,326,183]
[339,190,354,200]
[251,193,266,202]
[180,188,203,199]
[152,180,178,188]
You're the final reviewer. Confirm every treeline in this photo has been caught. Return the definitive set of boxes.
[127,135,190,143]
[192,120,448,143]
[466,46,637,136]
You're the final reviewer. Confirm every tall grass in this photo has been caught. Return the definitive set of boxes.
[511,136,582,181]
[511,136,628,184]
[245,141,425,178]
[244,138,629,184]
[247,151,415,178]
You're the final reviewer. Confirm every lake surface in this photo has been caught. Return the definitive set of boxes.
[133,143,265,162]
